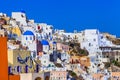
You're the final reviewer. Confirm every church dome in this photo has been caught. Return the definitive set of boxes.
[53,41,56,44]
[23,30,34,36]
[41,40,49,45]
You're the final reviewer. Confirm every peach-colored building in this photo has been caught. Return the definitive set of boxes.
[92,73,111,80]
[20,72,50,80]
[92,73,104,80]
[38,52,43,56]
[50,71,67,80]
[57,43,69,52]
[112,72,120,80]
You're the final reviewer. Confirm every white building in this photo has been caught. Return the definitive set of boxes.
[40,40,50,53]
[0,13,7,17]
[38,23,53,39]
[80,29,104,73]
[40,53,50,67]
[61,52,70,63]
[55,29,65,35]
[12,12,27,25]
[99,34,113,47]
[81,29,100,54]
[22,30,37,58]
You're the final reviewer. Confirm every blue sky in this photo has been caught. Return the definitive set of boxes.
[0,0,120,37]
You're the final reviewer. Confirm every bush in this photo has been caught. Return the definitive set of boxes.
[104,62,111,68]
[68,70,77,78]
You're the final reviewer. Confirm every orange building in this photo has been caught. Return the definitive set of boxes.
[9,75,20,80]
[0,37,8,80]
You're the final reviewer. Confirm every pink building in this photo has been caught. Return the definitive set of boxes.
[50,71,67,80]
[57,43,69,52]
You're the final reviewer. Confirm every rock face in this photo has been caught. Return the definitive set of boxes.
[103,33,120,45]
[68,42,89,56]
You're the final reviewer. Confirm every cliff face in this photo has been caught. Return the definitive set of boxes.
[103,33,120,45]
[68,42,89,56]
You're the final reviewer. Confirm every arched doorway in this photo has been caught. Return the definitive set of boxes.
[45,76,49,80]
[35,77,42,80]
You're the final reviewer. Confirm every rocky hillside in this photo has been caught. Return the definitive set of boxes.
[103,33,120,45]
[68,42,89,56]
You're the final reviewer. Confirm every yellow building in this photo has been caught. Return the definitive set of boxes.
[2,25,21,37]
[12,26,21,36]
[8,49,39,73]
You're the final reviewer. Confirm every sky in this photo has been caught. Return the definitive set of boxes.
[0,0,120,37]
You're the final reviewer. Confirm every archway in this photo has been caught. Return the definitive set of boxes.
[45,76,49,80]
[35,77,42,80]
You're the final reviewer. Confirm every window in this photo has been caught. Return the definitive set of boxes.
[83,38,84,41]
[35,77,42,80]
[38,26,40,30]
[50,27,53,29]
[45,46,48,50]
[49,32,51,35]
[21,14,24,18]
[116,58,118,61]
[101,36,103,39]
[44,61,46,63]
[36,34,38,37]
[68,35,70,37]
[59,77,60,79]
[26,37,28,40]
[30,37,32,40]
[8,66,12,74]
[89,43,91,46]
[93,39,96,41]
[96,31,98,34]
